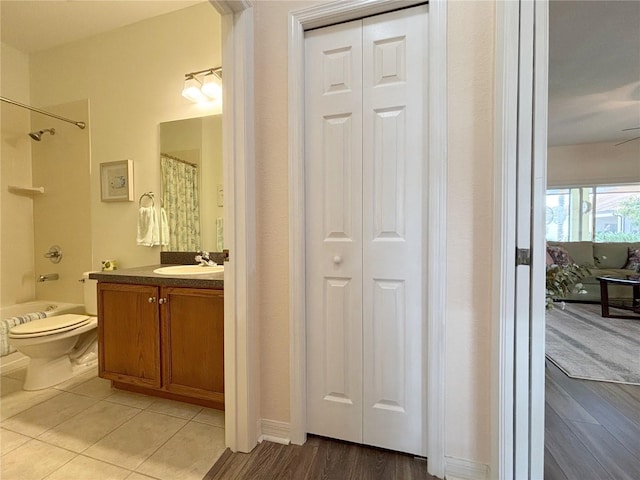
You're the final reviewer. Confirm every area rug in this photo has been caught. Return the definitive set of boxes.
[545,303,640,385]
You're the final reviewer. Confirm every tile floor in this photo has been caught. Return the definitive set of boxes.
[0,366,226,480]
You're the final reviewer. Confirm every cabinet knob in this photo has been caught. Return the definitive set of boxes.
[159,298,167,304]
[333,255,343,265]
[148,297,156,303]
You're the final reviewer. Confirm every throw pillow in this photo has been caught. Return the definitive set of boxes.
[546,245,574,266]
[546,251,554,265]
[623,247,640,271]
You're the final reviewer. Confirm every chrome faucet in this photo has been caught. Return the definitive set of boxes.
[195,251,216,266]
[38,273,59,282]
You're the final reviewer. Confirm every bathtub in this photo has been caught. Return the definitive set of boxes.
[0,301,85,373]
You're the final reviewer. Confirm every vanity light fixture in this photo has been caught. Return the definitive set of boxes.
[201,71,222,100]
[182,75,206,103]
[182,67,222,103]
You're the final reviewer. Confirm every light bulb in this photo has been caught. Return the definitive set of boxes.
[182,76,206,103]
[201,72,222,100]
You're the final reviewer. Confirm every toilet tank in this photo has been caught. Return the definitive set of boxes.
[82,272,98,316]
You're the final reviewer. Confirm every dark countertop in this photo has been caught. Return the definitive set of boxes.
[89,265,224,289]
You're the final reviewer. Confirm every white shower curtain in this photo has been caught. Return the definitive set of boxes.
[161,155,200,251]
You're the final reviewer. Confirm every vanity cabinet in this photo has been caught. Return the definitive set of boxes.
[97,282,224,409]
[98,283,161,388]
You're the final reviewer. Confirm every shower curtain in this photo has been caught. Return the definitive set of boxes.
[161,155,200,251]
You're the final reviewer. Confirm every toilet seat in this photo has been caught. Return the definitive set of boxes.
[9,314,92,338]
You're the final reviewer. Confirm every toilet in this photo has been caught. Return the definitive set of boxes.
[9,272,99,390]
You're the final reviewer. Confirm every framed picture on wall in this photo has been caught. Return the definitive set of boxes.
[100,159,134,202]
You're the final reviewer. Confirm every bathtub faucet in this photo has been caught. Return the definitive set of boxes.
[38,273,59,282]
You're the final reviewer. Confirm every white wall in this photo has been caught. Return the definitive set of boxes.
[29,3,222,271]
[548,141,640,187]
[32,100,91,303]
[252,0,494,466]
[1,43,35,306]
[446,0,494,464]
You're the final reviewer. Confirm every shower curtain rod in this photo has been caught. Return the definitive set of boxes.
[161,152,197,168]
[0,96,86,129]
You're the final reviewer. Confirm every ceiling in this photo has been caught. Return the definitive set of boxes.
[549,0,640,146]
[1,1,638,147]
[1,0,204,54]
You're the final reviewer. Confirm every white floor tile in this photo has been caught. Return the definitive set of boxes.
[68,375,114,400]
[0,376,61,421]
[1,376,225,480]
[136,422,225,480]
[192,407,225,427]
[125,472,158,480]
[53,366,99,392]
[2,391,97,437]
[1,428,31,455]
[44,454,131,480]
[146,397,202,420]
[83,410,187,470]
[105,390,156,409]
[37,401,141,453]
[0,439,75,480]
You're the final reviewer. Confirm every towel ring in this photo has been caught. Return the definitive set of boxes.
[139,192,155,208]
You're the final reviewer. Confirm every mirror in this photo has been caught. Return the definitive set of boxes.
[159,115,223,252]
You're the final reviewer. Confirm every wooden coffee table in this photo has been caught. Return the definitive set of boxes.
[597,276,640,319]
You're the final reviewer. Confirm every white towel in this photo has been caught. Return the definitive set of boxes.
[160,207,170,246]
[1,311,48,356]
[137,206,159,247]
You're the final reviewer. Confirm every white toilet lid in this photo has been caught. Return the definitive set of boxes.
[9,314,92,337]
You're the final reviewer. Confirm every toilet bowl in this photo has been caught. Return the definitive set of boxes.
[9,272,99,390]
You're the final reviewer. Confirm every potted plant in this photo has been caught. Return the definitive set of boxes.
[545,263,591,310]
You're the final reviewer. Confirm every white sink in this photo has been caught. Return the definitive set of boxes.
[153,265,224,276]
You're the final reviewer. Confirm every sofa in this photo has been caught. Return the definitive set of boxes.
[547,241,640,303]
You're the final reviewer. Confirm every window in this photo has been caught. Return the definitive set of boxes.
[546,184,640,242]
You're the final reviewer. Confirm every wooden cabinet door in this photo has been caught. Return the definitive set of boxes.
[160,287,224,406]
[98,283,161,388]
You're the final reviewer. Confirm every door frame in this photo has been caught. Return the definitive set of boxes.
[493,0,548,478]
[210,0,259,454]
[288,1,448,477]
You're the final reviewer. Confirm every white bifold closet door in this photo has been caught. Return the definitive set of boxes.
[305,5,427,456]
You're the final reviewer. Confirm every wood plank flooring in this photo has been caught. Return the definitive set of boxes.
[203,435,434,480]
[544,360,640,480]
[204,362,640,480]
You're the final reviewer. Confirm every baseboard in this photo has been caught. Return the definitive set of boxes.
[258,418,291,445]
[445,456,489,480]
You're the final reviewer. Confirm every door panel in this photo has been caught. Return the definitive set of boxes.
[372,108,406,238]
[323,114,355,240]
[305,19,364,443]
[362,6,426,455]
[322,277,355,404]
[306,6,427,455]
[371,279,406,413]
